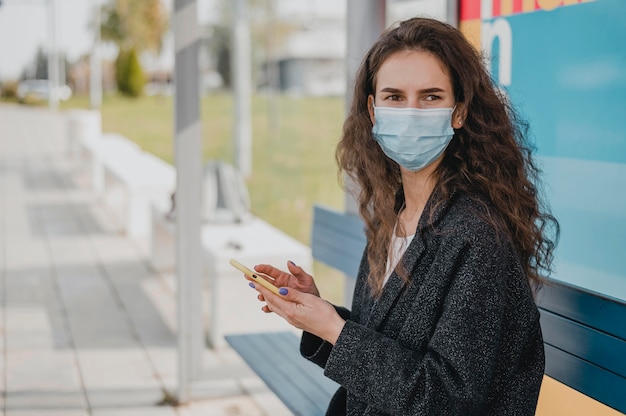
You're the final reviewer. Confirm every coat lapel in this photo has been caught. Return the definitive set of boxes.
[365,233,426,329]
[364,189,456,330]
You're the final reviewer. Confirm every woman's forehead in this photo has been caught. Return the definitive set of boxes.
[374,50,452,92]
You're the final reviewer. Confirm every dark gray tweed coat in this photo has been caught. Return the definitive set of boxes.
[301,191,544,415]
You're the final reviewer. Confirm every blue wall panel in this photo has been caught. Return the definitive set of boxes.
[483,0,626,301]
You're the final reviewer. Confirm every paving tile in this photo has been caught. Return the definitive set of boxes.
[5,268,53,305]
[90,236,147,266]
[91,408,177,416]
[4,242,50,273]
[136,276,178,336]
[142,348,177,388]
[176,394,264,416]
[7,409,88,416]
[0,322,5,402]
[239,376,292,416]
[105,278,177,348]
[0,236,5,276]
[5,348,82,392]
[77,349,159,387]
[5,389,87,414]
[86,388,166,410]
[5,306,57,350]
[47,240,96,268]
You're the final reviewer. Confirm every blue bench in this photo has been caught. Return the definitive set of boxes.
[225,331,339,416]
[537,283,626,411]
[227,204,626,414]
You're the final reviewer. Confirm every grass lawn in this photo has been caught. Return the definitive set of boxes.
[60,92,349,304]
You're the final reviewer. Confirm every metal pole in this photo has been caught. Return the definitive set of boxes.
[47,0,59,109]
[343,0,386,306]
[233,0,252,177]
[173,0,203,403]
[90,0,102,109]
[446,0,459,26]
[344,0,385,214]
[57,4,65,89]
[265,1,279,147]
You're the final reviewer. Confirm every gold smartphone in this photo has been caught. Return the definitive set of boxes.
[229,258,281,295]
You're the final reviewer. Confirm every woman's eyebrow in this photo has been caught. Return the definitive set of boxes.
[379,87,447,94]
[419,87,447,94]
[379,87,403,93]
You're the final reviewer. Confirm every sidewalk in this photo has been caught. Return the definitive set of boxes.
[0,105,293,416]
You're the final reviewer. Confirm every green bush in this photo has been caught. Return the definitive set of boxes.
[0,80,18,99]
[115,48,145,97]
[114,49,128,93]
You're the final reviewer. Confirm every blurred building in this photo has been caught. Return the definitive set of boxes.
[271,18,345,96]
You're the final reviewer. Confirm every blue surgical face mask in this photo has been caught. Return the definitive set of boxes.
[372,105,456,171]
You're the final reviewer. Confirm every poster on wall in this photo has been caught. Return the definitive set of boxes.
[459,0,626,300]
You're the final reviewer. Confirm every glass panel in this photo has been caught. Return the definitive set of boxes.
[460,0,626,302]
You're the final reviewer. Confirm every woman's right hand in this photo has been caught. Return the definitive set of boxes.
[254,261,320,299]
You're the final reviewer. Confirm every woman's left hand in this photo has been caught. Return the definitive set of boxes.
[251,284,346,345]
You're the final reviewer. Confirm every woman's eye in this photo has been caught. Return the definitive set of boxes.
[425,95,441,101]
[385,94,401,101]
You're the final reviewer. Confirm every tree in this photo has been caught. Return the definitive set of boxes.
[100,0,168,95]
[20,47,70,84]
[115,48,145,97]
[34,47,48,80]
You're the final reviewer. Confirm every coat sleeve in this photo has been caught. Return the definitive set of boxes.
[322,231,515,415]
[300,306,351,368]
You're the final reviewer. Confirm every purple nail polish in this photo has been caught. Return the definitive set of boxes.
[249,282,256,289]
[279,287,288,295]
[289,260,296,266]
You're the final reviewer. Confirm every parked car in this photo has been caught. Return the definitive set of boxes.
[16,79,72,103]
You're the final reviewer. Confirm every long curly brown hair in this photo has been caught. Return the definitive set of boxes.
[336,17,559,296]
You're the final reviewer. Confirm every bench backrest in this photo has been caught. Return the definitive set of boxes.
[537,283,626,412]
[310,204,626,414]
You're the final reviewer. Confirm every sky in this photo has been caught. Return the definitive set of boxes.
[0,0,347,81]
[0,0,95,80]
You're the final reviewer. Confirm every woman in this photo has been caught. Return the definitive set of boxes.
[248,17,559,415]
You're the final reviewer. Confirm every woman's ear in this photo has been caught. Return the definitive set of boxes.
[452,104,467,129]
[368,95,375,125]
